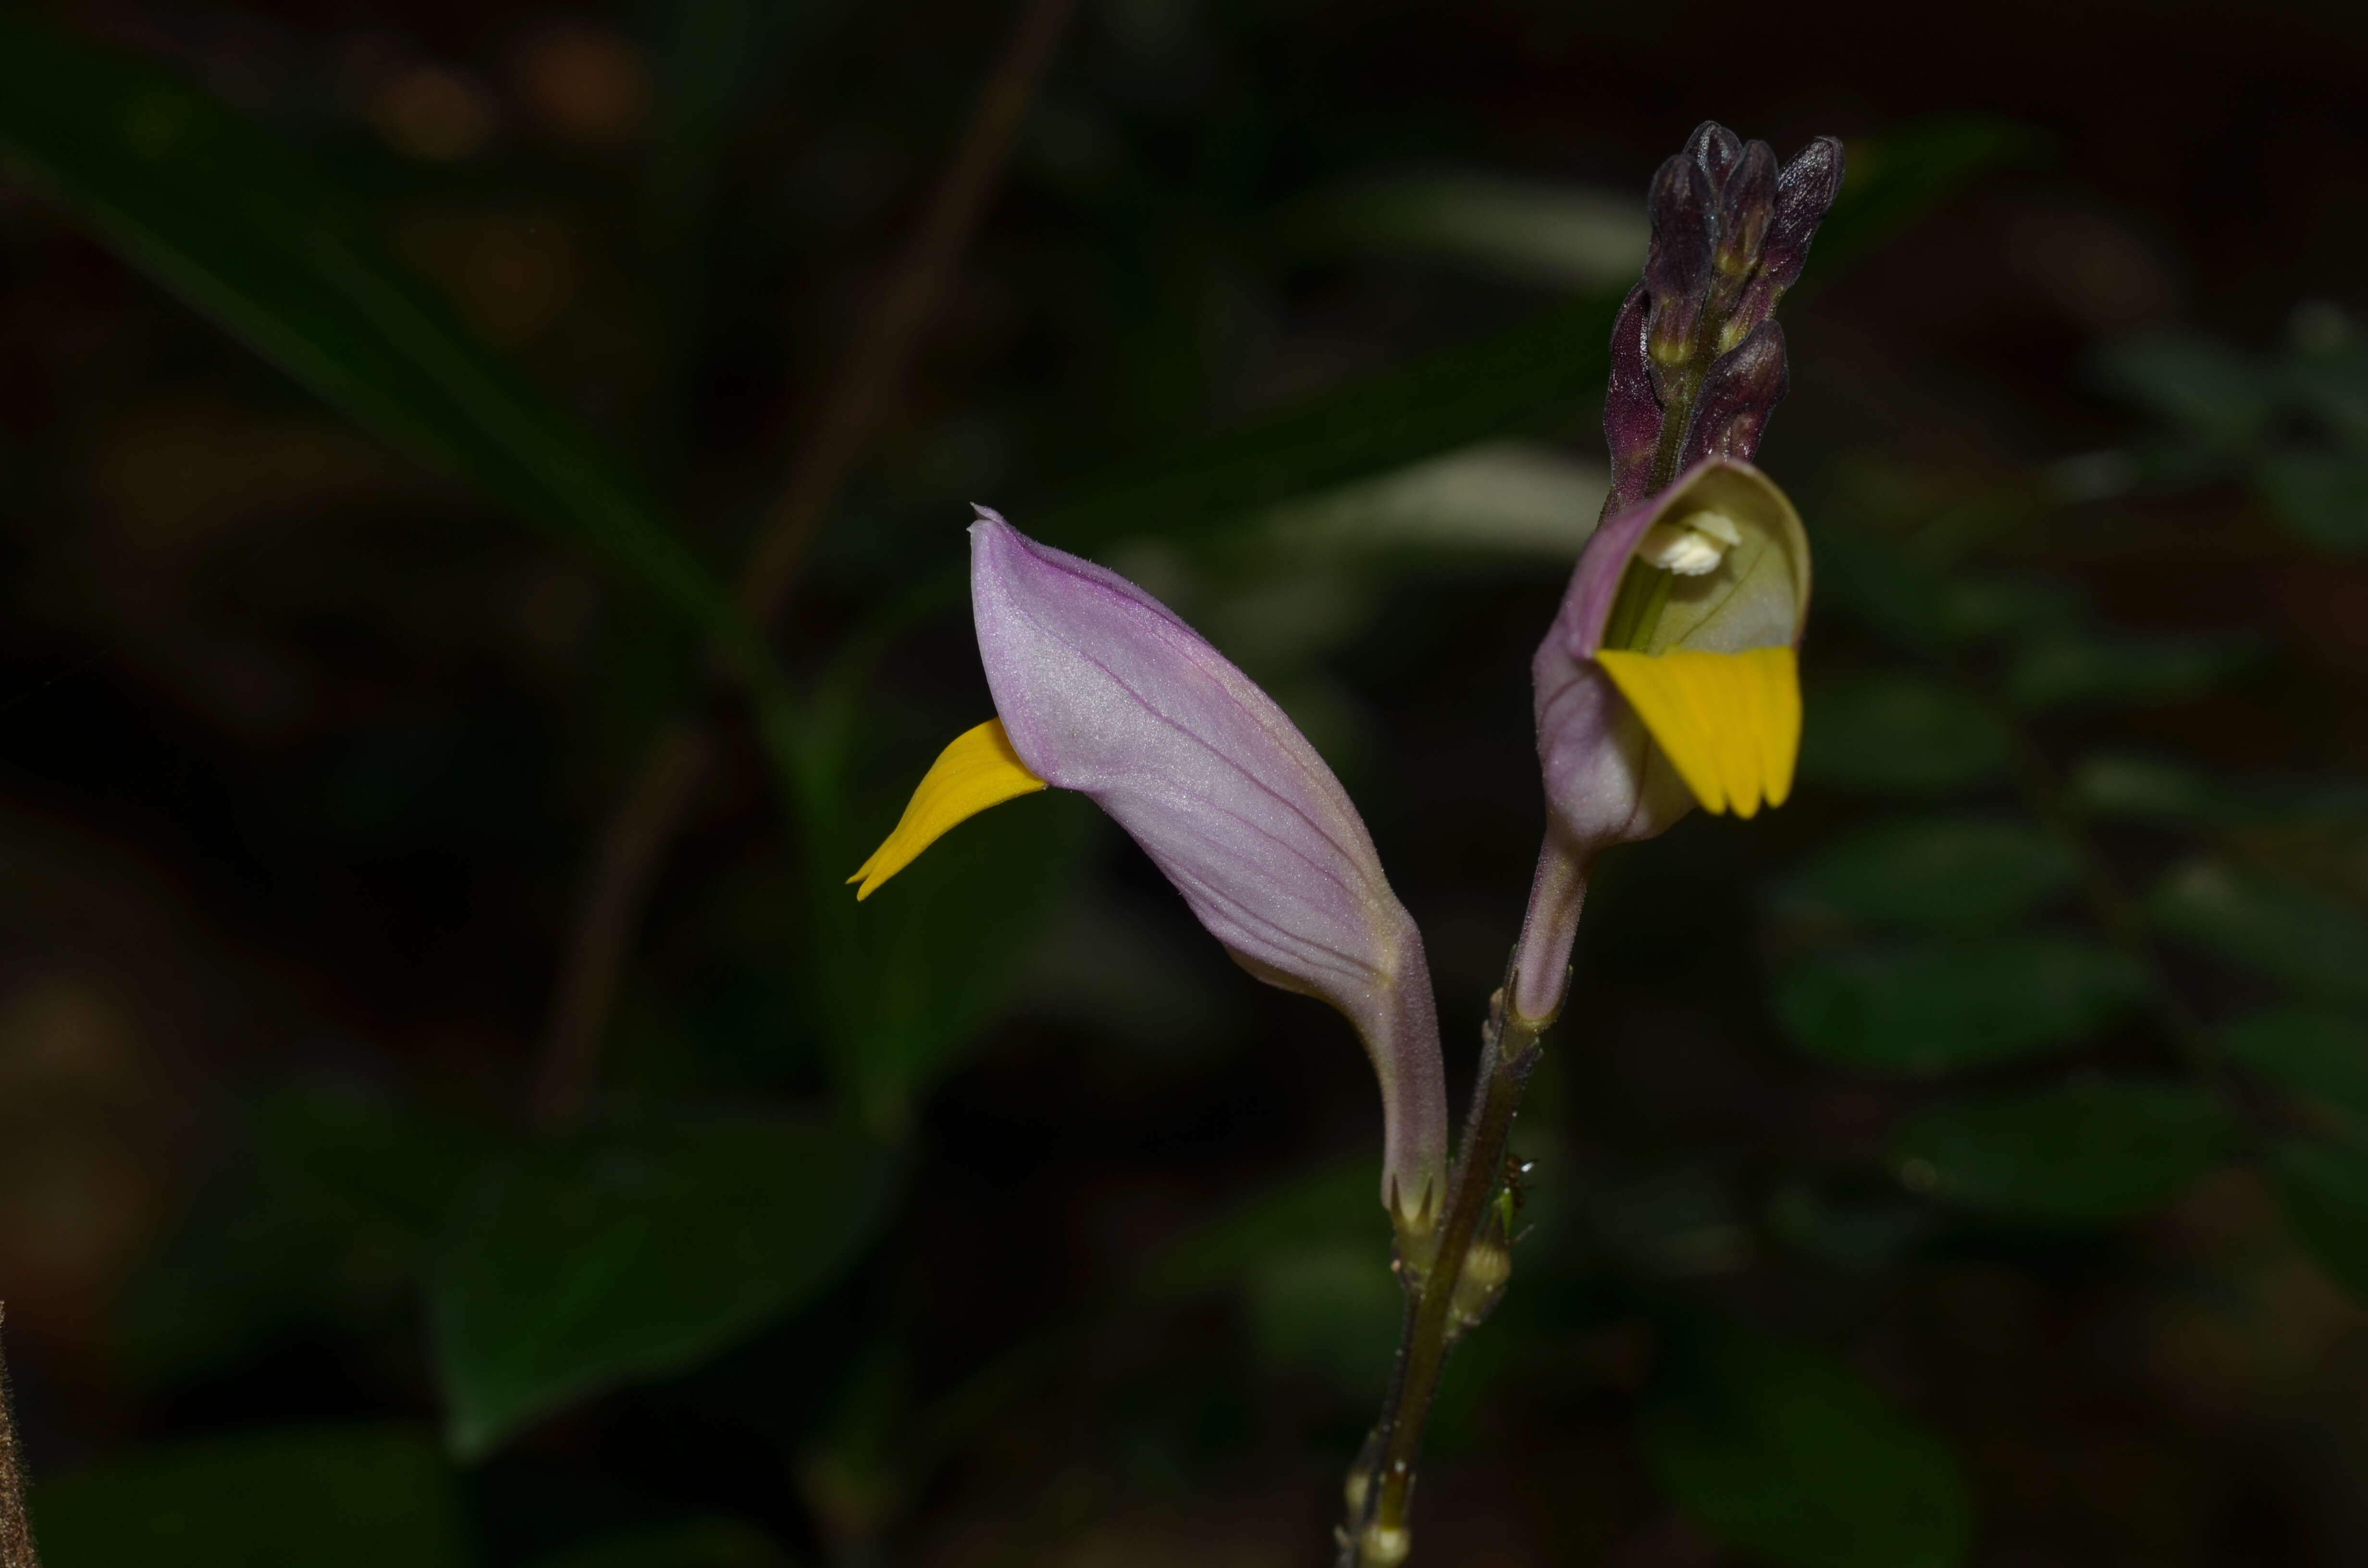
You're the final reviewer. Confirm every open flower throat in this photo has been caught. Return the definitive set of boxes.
[1572,460,1810,821]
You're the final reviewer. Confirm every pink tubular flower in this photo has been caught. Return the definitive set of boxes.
[851,509,1449,1230]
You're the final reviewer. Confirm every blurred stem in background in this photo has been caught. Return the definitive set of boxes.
[0,1307,36,1568]
[530,0,1080,1129]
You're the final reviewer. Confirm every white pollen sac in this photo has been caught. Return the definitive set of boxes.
[1636,508,1744,576]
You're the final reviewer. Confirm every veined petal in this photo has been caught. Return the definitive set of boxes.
[1594,647,1800,817]
[848,718,1047,900]
[968,509,1447,1223]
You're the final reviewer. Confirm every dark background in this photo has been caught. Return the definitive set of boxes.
[3,1,2368,1565]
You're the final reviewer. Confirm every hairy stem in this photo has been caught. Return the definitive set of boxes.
[1337,993,1547,1567]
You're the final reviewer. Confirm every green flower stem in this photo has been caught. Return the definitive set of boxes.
[1336,984,1551,1567]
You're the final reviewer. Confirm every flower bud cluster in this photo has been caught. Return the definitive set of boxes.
[1605,123,1844,514]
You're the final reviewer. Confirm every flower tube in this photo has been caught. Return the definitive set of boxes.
[853,509,1449,1231]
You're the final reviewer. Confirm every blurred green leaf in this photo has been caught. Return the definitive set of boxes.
[649,0,792,235]
[2284,339,2368,446]
[2265,1138,2368,1299]
[1259,441,1608,560]
[2004,632,2262,709]
[1811,531,1950,654]
[121,1083,495,1383]
[2066,750,2227,824]
[2068,749,2368,828]
[1936,574,2088,646]
[1641,1320,1972,1568]
[2147,860,2368,1004]
[1038,116,2029,549]
[1775,936,2146,1076]
[1277,169,1645,290]
[1149,1160,1378,1298]
[2217,1008,2368,1129]
[2093,331,2276,451]
[1038,291,1623,546]
[432,1109,898,1458]
[2258,449,2368,551]
[1798,674,2016,796]
[1894,1078,2232,1225]
[1586,1162,1748,1280]
[1764,1181,1940,1273]
[533,1520,792,1568]
[803,789,1096,1127]
[1773,814,2079,933]
[1243,1243,1403,1396]
[1017,889,1245,1057]
[34,1426,466,1568]
[0,12,767,672]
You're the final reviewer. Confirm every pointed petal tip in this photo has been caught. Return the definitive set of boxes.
[848,719,1048,904]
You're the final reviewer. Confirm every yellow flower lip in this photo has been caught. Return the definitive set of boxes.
[1595,646,1800,816]
[847,718,1047,900]
[1570,459,1812,820]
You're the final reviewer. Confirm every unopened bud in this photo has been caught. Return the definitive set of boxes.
[1679,319,1789,469]
[1714,140,1776,279]
[1686,119,1743,192]
[1643,153,1715,309]
[1448,1192,1516,1336]
[1646,291,1702,402]
[1718,270,1778,349]
[1603,285,1661,512]
[1759,135,1846,291]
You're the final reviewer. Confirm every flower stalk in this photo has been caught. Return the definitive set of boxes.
[1332,121,1838,1567]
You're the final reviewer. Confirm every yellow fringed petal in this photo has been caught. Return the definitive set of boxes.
[1595,646,1801,818]
[848,719,1048,899]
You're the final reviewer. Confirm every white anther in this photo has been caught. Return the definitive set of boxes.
[1636,507,1744,576]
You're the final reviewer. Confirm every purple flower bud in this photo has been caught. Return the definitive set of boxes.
[967,513,1448,1224]
[1714,140,1777,279]
[1687,120,1743,192]
[1603,284,1662,515]
[1643,152,1716,309]
[1759,135,1846,291]
[1678,319,1789,469]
